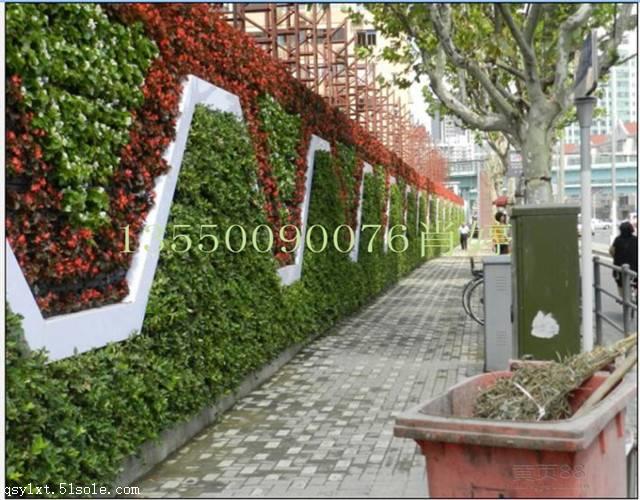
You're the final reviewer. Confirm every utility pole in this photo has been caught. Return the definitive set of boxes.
[576,96,597,353]
[574,29,598,353]
[557,138,566,202]
[610,67,618,242]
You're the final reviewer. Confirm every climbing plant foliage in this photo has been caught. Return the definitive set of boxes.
[257,94,302,220]
[5,107,462,491]
[6,4,157,229]
[6,4,465,492]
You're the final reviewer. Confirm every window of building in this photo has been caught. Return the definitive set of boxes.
[356,30,377,47]
[332,27,347,43]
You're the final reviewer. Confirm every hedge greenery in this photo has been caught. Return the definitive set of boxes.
[301,150,365,327]
[257,94,302,223]
[403,188,421,273]
[334,143,359,227]
[6,106,462,490]
[357,166,395,294]
[6,4,157,228]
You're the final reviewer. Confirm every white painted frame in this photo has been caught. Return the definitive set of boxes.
[383,176,396,253]
[276,136,330,285]
[403,185,411,225]
[349,162,372,263]
[7,76,249,360]
[7,70,434,360]
[416,191,422,235]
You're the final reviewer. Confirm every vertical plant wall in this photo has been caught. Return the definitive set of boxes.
[357,167,389,295]
[6,4,160,314]
[5,3,464,488]
[7,3,461,316]
[6,104,444,489]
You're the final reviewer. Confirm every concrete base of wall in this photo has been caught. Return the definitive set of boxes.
[115,334,318,488]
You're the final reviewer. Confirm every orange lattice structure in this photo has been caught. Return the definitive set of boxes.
[219,3,447,180]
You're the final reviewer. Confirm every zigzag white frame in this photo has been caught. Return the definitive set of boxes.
[403,184,411,225]
[6,75,324,360]
[349,162,372,263]
[276,136,330,284]
[382,176,396,253]
[416,191,423,234]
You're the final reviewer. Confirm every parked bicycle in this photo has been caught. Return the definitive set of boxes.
[462,258,485,325]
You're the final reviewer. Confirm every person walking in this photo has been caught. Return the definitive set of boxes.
[459,222,470,250]
[609,221,638,297]
[491,212,510,255]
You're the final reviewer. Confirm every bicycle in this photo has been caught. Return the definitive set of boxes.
[462,257,485,325]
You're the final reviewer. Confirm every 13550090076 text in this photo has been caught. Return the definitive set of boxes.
[119,223,421,255]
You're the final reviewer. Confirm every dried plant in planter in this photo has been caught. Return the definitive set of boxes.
[473,335,637,421]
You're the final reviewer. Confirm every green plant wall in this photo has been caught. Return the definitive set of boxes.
[6,4,157,228]
[6,107,458,490]
[357,167,389,295]
[257,94,302,223]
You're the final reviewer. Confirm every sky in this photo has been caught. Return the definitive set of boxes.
[410,77,432,130]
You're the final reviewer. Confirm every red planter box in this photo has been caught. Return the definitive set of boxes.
[394,370,635,498]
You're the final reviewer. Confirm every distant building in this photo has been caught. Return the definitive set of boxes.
[447,122,637,221]
[554,122,637,220]
[348,6,416,109]
[433,114,486,162]
[564,34,637,143]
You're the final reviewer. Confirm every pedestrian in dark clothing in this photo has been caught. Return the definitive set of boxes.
[459,223,470,250]
[609,221,638,297]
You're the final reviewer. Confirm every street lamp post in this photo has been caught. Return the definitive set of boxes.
[557,138,565,203]
[610,67,618,243]
[576,96,597,352]
[573,29,598,353]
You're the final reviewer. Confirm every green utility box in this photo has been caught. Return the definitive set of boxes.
[510,204,581,360]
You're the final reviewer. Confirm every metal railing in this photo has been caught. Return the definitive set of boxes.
[593,256,638,344]
[421,230,455,255]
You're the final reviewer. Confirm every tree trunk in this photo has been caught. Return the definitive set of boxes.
[506,177,518,203]
[520,115,554,204]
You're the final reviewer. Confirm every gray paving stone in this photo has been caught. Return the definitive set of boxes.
[134,258,485,497]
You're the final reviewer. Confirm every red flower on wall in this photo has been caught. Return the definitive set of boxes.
[7,3,462,316]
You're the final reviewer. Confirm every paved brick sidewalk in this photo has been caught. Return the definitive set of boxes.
[134,257,483,498]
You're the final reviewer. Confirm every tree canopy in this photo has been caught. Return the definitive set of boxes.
[362,3,636,202]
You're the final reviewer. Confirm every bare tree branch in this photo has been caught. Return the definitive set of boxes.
[485,132,513,195]
[616,52,638,66]
[496,4,542,95]
[427,4,519,119]
[486,133,511,175]
[389,5,512,132]
[428,45,511,131]
[552,4,593,93]
[457,68,468,102]
[492,4,503,33]
[524,4,544,44]
[495,61,526,80]
[599,4,637,75]
[495,79,522,108]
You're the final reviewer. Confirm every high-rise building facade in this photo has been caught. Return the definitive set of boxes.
[432,113,486,162]
[564,33,637,144]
